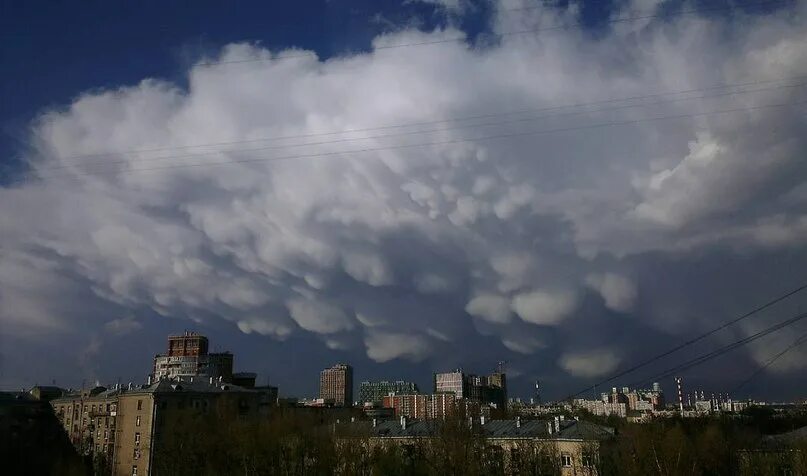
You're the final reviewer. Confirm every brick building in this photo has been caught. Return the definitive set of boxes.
[319,364,353,407]
[152,332,234,382]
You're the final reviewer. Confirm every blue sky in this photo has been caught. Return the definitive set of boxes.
[1,0,806,402]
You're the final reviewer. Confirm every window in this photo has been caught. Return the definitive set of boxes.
[135,416,141,427]
[582,451,597,468]
[131,465,138,476]
[104,430,108,440]
[561,453,572,467]
[92,404,96,412]
[133,448,141,460]
[95,444,99,453]
[137,399,143,411]
[105,417,109,427]
[134,432,141,446]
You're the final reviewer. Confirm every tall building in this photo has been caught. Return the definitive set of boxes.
[433,369,507,410]
[434,371,467,398]
[320,363,353,407]
[152,331,234,382]
[358,380,419,405]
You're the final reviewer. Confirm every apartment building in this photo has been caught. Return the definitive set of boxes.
[113,378,269,476]
[320,364,353,407]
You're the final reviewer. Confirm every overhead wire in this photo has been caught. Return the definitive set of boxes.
[35,78,807,173]
[566,282,807,399]
[39,75,807,170]
[624,310,807,390]
[731,328,807,395]
[12,98,806,184]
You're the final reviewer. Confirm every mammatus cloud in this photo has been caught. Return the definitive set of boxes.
[559,349,621,378]
[1,0,806,392]
[585,273,637,313]
[511,290,578,326]
[466,293,512,323]
[365,330,433,363]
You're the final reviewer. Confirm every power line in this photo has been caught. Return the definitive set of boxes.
[567,282,807,399]
[38,79,806,172]
[50,73,806,164]
[16,98,805,184]
[731,328,807,395]
[195,0,793,67]
[625,310,807,389]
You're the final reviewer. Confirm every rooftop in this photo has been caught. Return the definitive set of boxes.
[349,418,614,441]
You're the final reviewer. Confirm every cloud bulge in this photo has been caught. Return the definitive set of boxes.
[1,0,807,396]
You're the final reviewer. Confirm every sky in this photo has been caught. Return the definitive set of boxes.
[1,0,806,402]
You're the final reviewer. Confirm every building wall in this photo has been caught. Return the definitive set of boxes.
[320,364,353,406]
[114,393,155,476]
[366,436,600,475]
[358,381,419,404]
[51,391,119,463]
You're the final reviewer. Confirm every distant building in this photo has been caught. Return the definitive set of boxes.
[28,385,66,402]
[358,380,419,405]
[320,364,353,407]
[600,383,664,413]
[433,369,507,410]
[573,398,627,418]
[152,332,234,382]
[382,392,459,420]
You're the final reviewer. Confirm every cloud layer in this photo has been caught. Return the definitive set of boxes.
[2,0,807,396]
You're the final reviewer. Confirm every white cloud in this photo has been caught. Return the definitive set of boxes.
[103,317,142,336]
[502,335,546,354]
[559,349,621,378]
[466,293,512,324]
[286,298,353,334]
[511,290,577,326]
[586,273,638,313]
[364,330,433,362]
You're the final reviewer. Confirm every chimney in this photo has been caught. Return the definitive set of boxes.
[547,421,554,434]
[554,416,560,433]
[128,382,132,390]
[400,415,407,430]
[516,416,521,428]
[147,375,153,386]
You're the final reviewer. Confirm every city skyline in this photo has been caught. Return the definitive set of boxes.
[2,0,807,402]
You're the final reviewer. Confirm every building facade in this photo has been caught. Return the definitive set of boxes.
[358,380,419,405]
[355,417,613,476]
[434,370,507,410]
[320,364,353,407]
[152,332,234,382]
[51,386,123,466]
[382,392,457,420]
